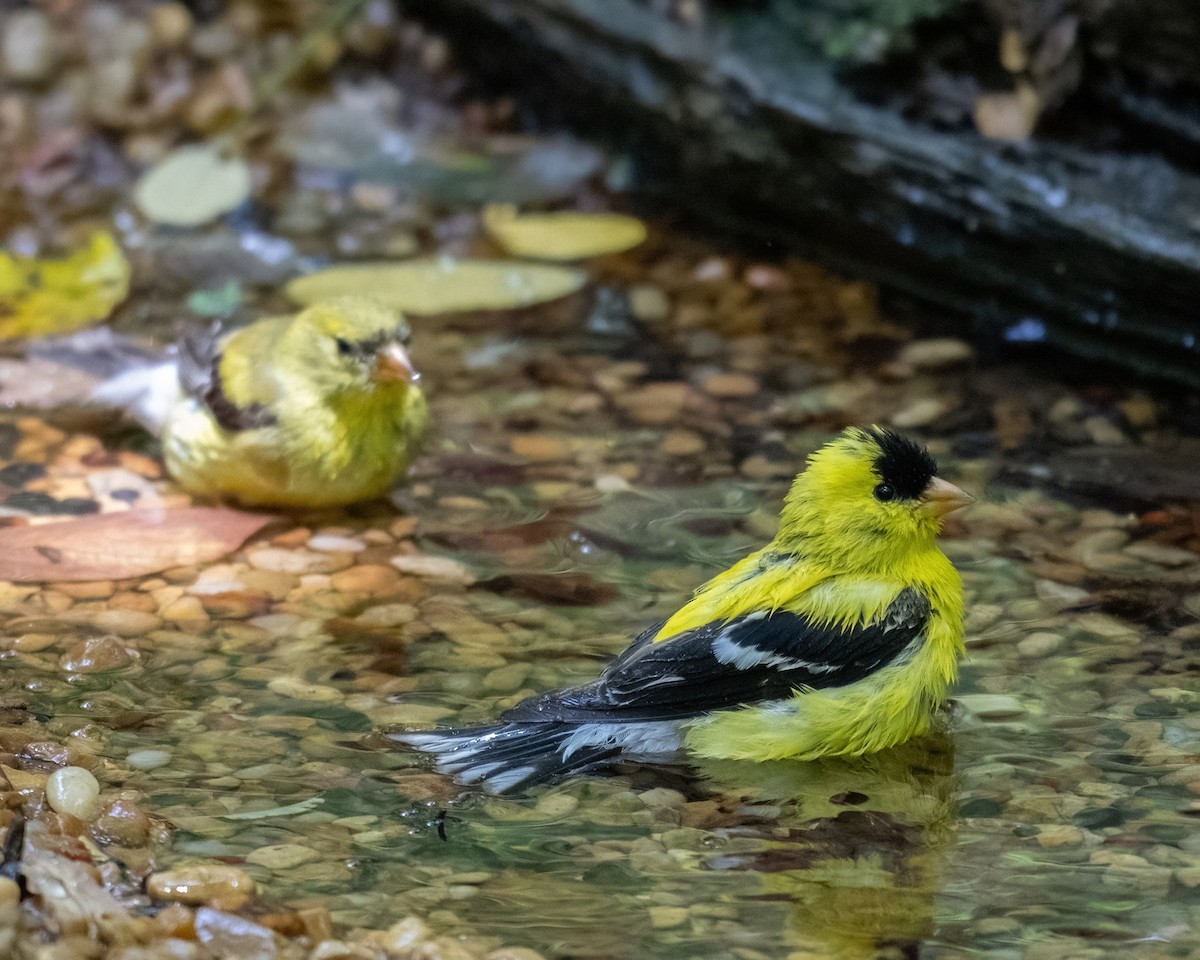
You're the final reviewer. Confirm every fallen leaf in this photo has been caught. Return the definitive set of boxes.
[0,508,272,582]
[134,143,252,227]
[483,205,647,260]
[286,257,586,314]
[477,572,619,606]
[187,279,243,317]
[0,233,131,340]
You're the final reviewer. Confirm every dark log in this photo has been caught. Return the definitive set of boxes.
[403,0,1200,386]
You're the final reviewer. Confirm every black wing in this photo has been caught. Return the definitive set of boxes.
[502,588,931,724]
[178,322,276,433]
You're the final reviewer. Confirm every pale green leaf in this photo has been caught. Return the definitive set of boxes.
[286,257,586,314]
[135,145,252,227]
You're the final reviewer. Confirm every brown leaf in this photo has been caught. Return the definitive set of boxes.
[477,572,619,606]
[0,508,273,582]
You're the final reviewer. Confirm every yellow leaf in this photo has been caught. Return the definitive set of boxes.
[0,232,131,341]
[286,257,587,314]
[483,204,647,260]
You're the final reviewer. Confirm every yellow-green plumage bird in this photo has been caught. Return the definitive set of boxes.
[93,297,427,508]
[398,427,972,792]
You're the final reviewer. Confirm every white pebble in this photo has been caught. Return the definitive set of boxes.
[46,766,101,821]
[390,554,475,583]
[127,749,173,771]
[308,535,365,553]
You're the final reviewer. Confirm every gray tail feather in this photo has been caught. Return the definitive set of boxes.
[393,723,617,794]
[28,328,165,380]
[28,330,179,433]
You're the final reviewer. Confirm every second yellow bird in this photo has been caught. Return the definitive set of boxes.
[95,297,427,508]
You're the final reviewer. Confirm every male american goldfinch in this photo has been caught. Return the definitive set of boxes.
[89,297,427,508]
[398,427,972,793]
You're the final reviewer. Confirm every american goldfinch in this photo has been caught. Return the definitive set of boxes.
[89,297,427,508]
[398,427,972,793]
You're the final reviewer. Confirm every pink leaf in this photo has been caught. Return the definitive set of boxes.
[0,508,273,582]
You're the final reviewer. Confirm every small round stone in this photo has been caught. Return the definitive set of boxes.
[701,372,759,398]
[127,749,173,771]
[354,603,418,627]
[245,843,319,870]
[267,677,343,703]
[147,864,256,906]
[46,766,101,821]
[1017,632,1063,658]
[59,635,136,673]
[308,535,365,553]
[390,554,474,583]
[896,338,974,371]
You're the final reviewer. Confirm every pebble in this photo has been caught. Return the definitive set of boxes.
[160,596,209,621]
[896,337,974,370]
[57,581,116,601]
[193,908,277,955]
[486,950,548,960]
[509,434,568,461]
[59,636,136,673]
[660,430,707,456]
[534,793,579,818]
[639,787,687,809]
[1034,578,1089,608]
[1,10,57,83]
[245,843,320,870]
[127,749,173,771]
[390,554,475,583]
[1119,392,1157,429]
[247,548,341,575]
[353,602,418,627]
[308,535,365,553]
[890,396,950,429]
[1083,414,1127,445]
[330,564,402,595]
[628,285,670,322]
[648,906,689,929]
[149,1,192,48]
[266,677,343,703]
[382,917,432,953]
[701,372,759,398]
[1017,632,1064,657]
[46,766,101,821]
[92,794,153,846]
[616,382,690,424]
[1036,825,1085,847]
[956,694,1027,720]
[86,610,161,637]
[1124,542,1198,567]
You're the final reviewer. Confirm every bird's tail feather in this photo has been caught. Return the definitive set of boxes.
[28,330,179,433]
[394,722,618,794]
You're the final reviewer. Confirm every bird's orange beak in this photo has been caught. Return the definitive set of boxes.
[371,342,418,383]
[921,476,974,517]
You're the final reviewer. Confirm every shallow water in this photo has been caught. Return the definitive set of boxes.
[4,276,1199,959]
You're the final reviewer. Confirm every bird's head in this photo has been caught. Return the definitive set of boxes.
[287,297,418,394]
[777,427,973,562]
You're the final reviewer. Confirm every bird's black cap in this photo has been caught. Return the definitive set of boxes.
[866,428,937,500]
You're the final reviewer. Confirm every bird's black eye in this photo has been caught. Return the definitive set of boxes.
[874,482,896,502]
[334,337,353,357]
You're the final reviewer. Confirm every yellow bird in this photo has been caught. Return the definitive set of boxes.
[92,297,427,509]
[398,427,972,792]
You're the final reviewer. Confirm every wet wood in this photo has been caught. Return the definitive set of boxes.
[406,0,1200,385]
